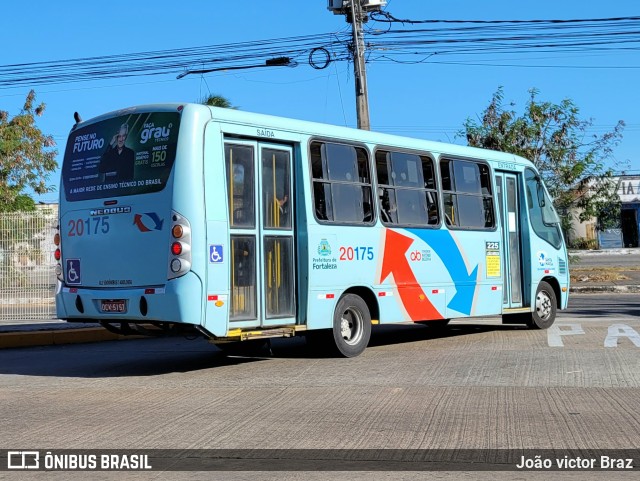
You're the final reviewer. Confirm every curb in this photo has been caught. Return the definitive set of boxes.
[569,249,639,256]
[570,285,640,294]
[0,327,142,350]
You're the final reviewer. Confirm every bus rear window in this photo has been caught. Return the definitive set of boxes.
[62,111,181,201]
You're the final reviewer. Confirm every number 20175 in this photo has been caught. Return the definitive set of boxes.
[339,246,374,261]
[68,217,110,237]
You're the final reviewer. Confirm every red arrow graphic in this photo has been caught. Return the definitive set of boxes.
[380,229,443,321]
[134,214,151,232]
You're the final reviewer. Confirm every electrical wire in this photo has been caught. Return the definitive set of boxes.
[0,32,350,88]
[370,12,640,26]
[0,15,639,88]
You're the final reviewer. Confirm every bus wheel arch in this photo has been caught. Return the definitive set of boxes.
[541,276,562,310]
[342,286,379,322]
[331,290,374,358]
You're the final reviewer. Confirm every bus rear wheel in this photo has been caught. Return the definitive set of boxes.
[331,294,371,358]
[527,281,557,330]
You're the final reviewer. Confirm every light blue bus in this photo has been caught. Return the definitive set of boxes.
[55,104,569,357]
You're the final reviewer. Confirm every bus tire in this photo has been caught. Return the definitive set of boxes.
[332,294,371,358]
[527,281,557,330]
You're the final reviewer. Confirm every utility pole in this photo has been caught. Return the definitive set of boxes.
[349,0,370,130]
[328,0,386,130]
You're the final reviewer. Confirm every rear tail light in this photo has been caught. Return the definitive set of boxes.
[171,242,183,256]
[54,224,63,282]
[168,211,191,280]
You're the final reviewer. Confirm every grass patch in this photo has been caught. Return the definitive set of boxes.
[570,267,632,283]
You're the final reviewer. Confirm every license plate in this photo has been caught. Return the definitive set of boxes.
[101,300,127,313]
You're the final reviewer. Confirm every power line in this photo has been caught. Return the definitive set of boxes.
[0,15,638,88]
[0,32,350,88]
[370,12,640,25]
[378,59,640,69]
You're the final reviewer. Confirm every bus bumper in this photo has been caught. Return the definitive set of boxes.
[55,272,203,325]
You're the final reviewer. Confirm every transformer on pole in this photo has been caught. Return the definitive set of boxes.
[328,0,387,130]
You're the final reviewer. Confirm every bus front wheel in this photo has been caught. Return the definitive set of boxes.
[528,281,557,330]
[332,294,372,358]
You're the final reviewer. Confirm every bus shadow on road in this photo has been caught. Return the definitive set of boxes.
[369,322,528,348]
[0,323,532,376]
[0,338,265,378]
[268,321,528,359]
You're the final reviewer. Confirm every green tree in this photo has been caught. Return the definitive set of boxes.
[0,194,36,213]
[200,94,236,109]
[462,87,626,236]
[0,90,57,209]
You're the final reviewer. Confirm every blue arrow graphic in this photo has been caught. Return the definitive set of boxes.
[408,228,478,315]
[144,212,164,231]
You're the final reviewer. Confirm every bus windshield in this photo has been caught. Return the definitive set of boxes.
[62,111,181,202]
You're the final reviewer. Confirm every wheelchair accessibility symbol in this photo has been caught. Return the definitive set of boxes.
[66,259,81,285]
[209,245,224,263]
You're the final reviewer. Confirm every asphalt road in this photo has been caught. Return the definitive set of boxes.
[1,293,639,480]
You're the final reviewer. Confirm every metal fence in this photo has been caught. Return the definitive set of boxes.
[0,208,58,321]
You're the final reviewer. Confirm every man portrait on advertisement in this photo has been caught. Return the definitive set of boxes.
[99,123,135,180]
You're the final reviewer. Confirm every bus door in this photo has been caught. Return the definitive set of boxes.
[225,141,296,328]
[495,172,523,308]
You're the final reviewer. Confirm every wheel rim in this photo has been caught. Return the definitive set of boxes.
[536,290,553,320]
[340,307,364,346]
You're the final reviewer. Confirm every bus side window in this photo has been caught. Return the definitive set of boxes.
[443,193,456,226]
[376,150,439,227]
[313,182,332,221]
[262,148,292,230]
[440,158,494,230]
[230,236,257,320]
[225,144,255,229]
[363,197,373,222]
[378,187,394,224]
[427,192,439,225]
[310,141,373,224]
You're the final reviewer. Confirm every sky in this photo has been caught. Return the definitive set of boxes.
[1,1,639,203]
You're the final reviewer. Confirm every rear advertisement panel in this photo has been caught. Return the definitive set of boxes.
[62,111,181,202]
